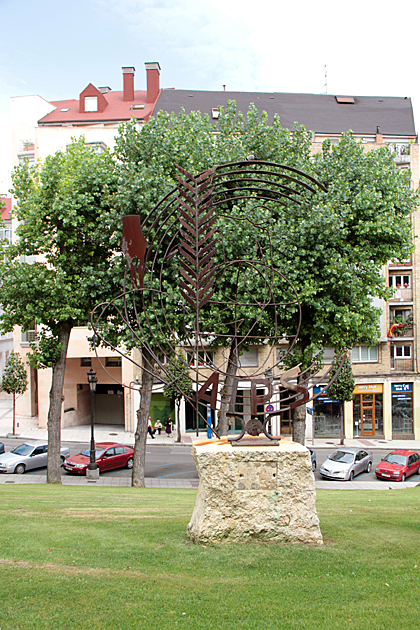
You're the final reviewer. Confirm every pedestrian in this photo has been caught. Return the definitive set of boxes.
[154,419,163,435]
[165,416,172,437]
[147,417,155,439]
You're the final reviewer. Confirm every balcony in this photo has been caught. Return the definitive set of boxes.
[390,357,414,372]
[389,287,412,302]
[389,257,412,267]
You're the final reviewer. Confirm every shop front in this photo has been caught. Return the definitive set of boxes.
[313,386,341,437]
[391,383,413,436]
[353,384,383,437]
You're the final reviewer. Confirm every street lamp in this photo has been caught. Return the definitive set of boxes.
[87,367,99,477]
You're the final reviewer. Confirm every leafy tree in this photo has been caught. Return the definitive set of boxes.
[106,104,417,479]
[163,353,194,443]
[327,352,355,444]
[0,138,119,483]
[1,352,28,435]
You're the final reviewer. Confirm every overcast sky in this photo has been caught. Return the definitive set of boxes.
[1,0,419,191]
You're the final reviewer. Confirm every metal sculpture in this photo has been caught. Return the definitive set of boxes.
[91,160,345,445]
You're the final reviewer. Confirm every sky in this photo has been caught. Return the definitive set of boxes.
[1,0,419,191]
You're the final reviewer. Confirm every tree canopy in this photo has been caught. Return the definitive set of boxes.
[0,137,119,481]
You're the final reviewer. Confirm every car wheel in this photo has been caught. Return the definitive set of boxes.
[312,461,316,473]
[367,462,372,473]
[14,464,26,475]
[401,473,406,482]
[126,457,134,469]
[349,470,354,481]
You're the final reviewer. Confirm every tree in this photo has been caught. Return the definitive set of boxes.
[327,352,355,445]
[163,353,194,443]
[106,103,417,483]
[0,138,119,483]
[1,352,28,435]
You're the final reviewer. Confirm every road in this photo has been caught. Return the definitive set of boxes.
[1,438,419,485]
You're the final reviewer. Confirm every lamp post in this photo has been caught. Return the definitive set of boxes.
[87,367,99,478]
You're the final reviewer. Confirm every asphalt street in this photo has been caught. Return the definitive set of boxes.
[1,437,419,486]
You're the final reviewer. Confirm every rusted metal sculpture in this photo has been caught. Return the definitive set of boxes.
[91,160,344,444]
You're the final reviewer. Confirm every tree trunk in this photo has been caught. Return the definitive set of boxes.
[175,399,181,443]
[132,346,154,487]
[292,403,306,445]
[47,320,72,484]
[216,338,239,437]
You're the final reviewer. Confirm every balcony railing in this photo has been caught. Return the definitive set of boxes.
[390,357,414,372]
[389,288,412,301]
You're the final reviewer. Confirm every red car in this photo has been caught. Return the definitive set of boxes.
[63,442,134,475]
[375,449,420,482]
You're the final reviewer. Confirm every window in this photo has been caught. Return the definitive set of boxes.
[0,226,12,245]
[105,357,122,367]
[84,96,98,112]
[188,350,214,367]
[322,347,335,364]
[394,345,411,358]
[21,323,36,344]
[389,274,410,289]
[239,348,258,367]
[352,346,378,363]
[80,358,91,367]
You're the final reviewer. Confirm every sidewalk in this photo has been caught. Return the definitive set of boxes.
[1,392,420,451]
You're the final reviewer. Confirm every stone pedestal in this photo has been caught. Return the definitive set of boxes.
[187,438,322,545]
[86,467,100,480]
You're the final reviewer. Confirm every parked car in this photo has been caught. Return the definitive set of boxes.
[320,447,373,481]
[63,442,134,475]
[375,449,420,482]
[309,448,316,472]
[0,442,70,474]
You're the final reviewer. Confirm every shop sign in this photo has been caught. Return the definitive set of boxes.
[391,383,412,393]
[313,386,339,403]
[354,383,383,394]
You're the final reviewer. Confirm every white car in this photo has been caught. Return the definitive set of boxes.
[320,447,373,481]
[0,442,70,474]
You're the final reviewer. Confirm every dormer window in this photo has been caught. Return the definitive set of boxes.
[84,97,98,112]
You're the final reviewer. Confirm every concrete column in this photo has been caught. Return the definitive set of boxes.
[383,380,392,440]
[344,400,353,439]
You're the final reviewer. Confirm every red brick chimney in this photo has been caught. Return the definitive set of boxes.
[122,67,135,102]
[145,62,161,103]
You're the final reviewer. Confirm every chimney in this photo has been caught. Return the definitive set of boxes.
[145,62,161,103]
[122,67,135,102]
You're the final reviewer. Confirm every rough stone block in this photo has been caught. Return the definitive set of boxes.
[187,438,322,545]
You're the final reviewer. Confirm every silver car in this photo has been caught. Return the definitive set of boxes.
[320,447,373,481]
[0,442,70,474]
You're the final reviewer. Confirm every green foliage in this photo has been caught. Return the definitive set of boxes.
[0,137,120,362]
[1,351,28,395]
[163,354,194,402]
[111,110,417,368]
[327,352,355,403]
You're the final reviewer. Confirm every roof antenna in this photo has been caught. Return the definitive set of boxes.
[223,84,226,91]
[323,64,327,94]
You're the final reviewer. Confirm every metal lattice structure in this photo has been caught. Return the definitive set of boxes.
[91,160,344,444]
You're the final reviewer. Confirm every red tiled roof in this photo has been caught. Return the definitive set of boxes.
[0,198,11,220]
[38,90,159,125]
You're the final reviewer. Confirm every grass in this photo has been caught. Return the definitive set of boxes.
[0,486,419,630]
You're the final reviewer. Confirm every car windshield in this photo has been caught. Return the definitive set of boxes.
[11,444,33,456]
[80,449,105,458]
[383,454,407,466]
[329,451,354,464]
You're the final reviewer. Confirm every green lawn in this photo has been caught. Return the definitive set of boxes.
[0,486,419,630]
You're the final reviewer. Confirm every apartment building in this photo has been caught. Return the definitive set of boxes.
[9,65,420,439]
